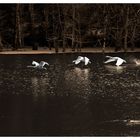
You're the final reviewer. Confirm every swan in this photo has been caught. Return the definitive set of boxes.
[73,56,91,65]
[134,59,140,66]
[27,61,49,69]
[104,56,126,66]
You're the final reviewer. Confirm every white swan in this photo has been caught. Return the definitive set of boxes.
[27,61,49,69]
[104,56,126,66]
[134,59,140,66]
[73,56,91,65]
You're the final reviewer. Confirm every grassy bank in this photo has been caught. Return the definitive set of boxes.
[0,47,140,54]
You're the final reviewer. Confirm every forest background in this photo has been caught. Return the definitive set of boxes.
[0,4,140,53]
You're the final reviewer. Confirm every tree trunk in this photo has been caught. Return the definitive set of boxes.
[29,4,35,30]
[72,5,75,51]
[102,5,107,54]
[43,6,49,49]
[124,6,129,52]
[57,5,64,52]
[52,7,58,53]
[29,4,38,50]
[77,8,82,52]
[62,7,67,52]
[130,24,136,51]
[62,26,66,52]
[115,19,119,52]
[14,4,22,50]
[102,37,106,54]
[0,33,3,52]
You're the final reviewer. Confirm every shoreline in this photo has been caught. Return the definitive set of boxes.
[0,47,140,54]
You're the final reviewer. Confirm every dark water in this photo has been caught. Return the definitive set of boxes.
[0,53,140,136]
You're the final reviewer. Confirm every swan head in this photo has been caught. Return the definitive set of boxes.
[134,59,140,65]
[32,61,36,65]
[123,60,127,63]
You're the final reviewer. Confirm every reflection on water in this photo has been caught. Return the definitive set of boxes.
[64,67,91,99]
[74,67,90,80]
[136,70,140,81]
[31,73,49,100]
[104,65,126,74]
[0,53,140,136]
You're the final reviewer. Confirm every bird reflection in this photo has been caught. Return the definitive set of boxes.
[136,70,140,81]
[64,67,91,98]
[31,73,50,100]
[74,67,90,80]
[31,77,39,98]
[104,65,126,74]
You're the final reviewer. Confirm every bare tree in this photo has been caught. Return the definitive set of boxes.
[14,4,22,50]
[129,6,140,51]
[124,5,129,52]
[71,5,76,51]
[29,4,38,50]
[76,5,82,52]
[52,6,58,53]
[102,5,107,53]
[0,33,3,51]
[43,5,50,49]
[62,7,66,52]
[29,4,35,30]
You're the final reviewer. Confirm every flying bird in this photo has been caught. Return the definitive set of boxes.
[134,59,140,66]
[104,56,126,66]
[73,56,91,65]
[27,61,49,69]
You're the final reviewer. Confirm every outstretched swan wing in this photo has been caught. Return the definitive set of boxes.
[73,60,81,65]
[106,56,113,58]
[104,58,116,64]
[84,57,90,65]
[77,56,84,61]
[73,56,84,65]
[40,61,49,67]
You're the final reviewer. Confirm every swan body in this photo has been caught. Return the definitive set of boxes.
[73,56,91,65]
[104,56,126,66]
[84,57,91,65]
[28,61,49,69]
[134,59,140,66]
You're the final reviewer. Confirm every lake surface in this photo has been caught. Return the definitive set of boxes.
[0,53,140,136]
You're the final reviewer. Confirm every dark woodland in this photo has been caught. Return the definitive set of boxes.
[0,4,140,52]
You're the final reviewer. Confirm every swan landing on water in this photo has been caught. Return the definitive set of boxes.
[134,59,140,66]
[73,56,91,66]
[27,61,49,70]
[104,56,126,66]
